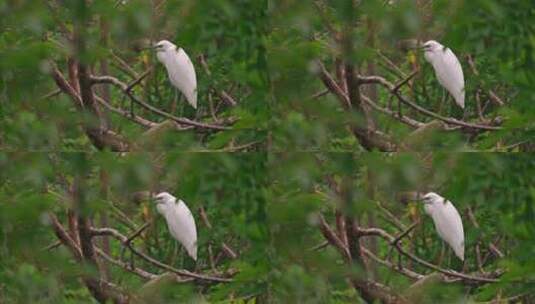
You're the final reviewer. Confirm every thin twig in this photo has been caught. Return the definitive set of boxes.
[308,241,329,251]
[42,240,62,251]
[123,221,152,245]
[90,75,232,131]
[466,55,504,106]
[390,221,419,246]
[91,227,233,283]
[358,75,502,131]
[41,89,62,100]
[376,201,407,231]
[310,89,330,99]
[392,70,419,93]
[198,55,238,107]
[362,247,424,280]
[198,207,238,259]
[110,51,139,79]
[358,227,501,283]
[125,68,153,93]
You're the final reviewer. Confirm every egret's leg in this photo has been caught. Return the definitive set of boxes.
[169,242,175,265]
[437,241,445,267]
[461,107,468,121]
[177,92,185,117]
[164,239,173,263]
[170,241,178,266]
[170,89,178,115]
[437,89,447,115]
[446,247,452,268]
[179,247,185,268]
[195,101,201,121]
[194,93,200,120]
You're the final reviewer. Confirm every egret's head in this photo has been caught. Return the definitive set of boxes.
[421,40,444,53]
[153,40,176,52]
[153,192,175,205]
[420,192,445,205]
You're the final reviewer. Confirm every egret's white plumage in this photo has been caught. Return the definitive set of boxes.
[154,40,198,109]
[153,192,197,260]
[421,192,465,261]
[422,40,465,109]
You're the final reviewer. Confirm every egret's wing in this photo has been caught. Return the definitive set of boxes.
[164,199,198,260]
[433,48,465,108]
[433,201,465,260]
[165,48,198,109]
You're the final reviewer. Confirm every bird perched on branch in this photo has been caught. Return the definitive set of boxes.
[153,40,198,109]
[420,40,465,109]
[153,192,198,260]
[419,192,465,261]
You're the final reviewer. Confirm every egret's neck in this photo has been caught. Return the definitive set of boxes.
[423,204,434,216]
[156,51,167,64]
[424,51,435,64]
[156,203,167,215]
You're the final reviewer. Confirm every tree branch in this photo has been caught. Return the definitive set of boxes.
[90,75,233,131]
[90,227,233,283]
[358,75,502,131]
[357,226,501,283]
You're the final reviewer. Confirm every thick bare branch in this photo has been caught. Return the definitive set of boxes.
[318,214,351,261]
[358,75,502,131]
[51,65,131,151]
[317,61,398,151]
[90,75,232,131]
[90,227,233,283]
[357,226,501,283]
[361,247,424,280]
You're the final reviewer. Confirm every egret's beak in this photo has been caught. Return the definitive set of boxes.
[398,39,421,51]
[140,45,157,51]
[418,44,430,51]
[130,191,152,204]
[414,192,427,202]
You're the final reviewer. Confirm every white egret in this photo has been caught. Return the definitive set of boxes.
[420,192,465,261]
[153,192,198,260]
[421,40,465,109]
[154,40,198,109]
